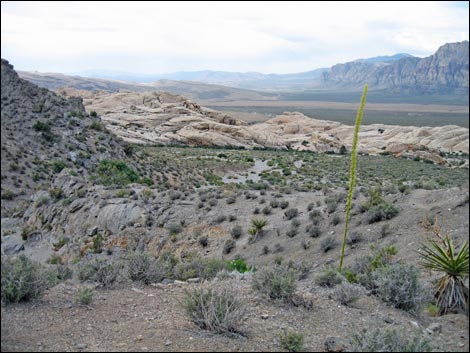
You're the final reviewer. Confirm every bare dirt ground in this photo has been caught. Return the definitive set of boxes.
[2,276,469,352]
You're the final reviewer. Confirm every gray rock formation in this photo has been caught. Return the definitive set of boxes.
[322,41,469,93]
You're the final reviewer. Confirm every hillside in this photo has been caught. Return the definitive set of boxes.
[1,58,469,353]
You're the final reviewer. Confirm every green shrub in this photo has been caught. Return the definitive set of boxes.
[367,203,399,223]
[94,160,139,186]
[315,268,343,287]
[75,287,94,305]
[51,160,66,173]
[279,330,304,352]
[227,258,250,273]
[184,286,244,334]
[1,255,56,304]
[350,327,432,352]
[252,265,298,301]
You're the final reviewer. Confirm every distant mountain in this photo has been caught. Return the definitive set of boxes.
[321,41,469,93]
[16,70,276,102]
[74,68,328,90]
[354,53,414,63]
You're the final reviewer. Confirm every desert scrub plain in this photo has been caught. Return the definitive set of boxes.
[1,144,469,352]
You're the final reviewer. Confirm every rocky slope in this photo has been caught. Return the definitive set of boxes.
[322,41,469,93]
[0,59,129,216]
[60,88,469,165]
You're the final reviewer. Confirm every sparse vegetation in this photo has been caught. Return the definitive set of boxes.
[184,286,244,334]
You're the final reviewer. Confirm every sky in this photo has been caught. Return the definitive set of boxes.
[1,1,469,75]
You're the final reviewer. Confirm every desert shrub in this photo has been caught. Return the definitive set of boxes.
[321,236,337,253]
[230,225,243,239]
[367,203,399,223]
[75,287,94,305]
[252,264,298,301]
[215,215,227,224]
[184,286,244,334]
[199,236,208,247]
[373,263,427,312]
[1,255,56,304]
[309,210,322,224]
[350,327,432,352]
[331,282,366,305]
[226,196,236,204]
[326,199,338,213]
[279,330,304,352]
[176,257,228,280]
[331,214,341,226]
[288,261,311,280]
[1,189,15,200]
[307,202,315,211]
[77,258,121,287]
[127,252,164,284]
[347,231,362,246]
[315,268,343,287]
[284,208,298,220]
[270,200,279,208]
[308,226,321,238]
[51,160,66,174]
[228,214,237,222]
[223,239,236,254]
[262,206,272,215]
[279,200,289,209]
[346,245,397,289]
[94,160,139,186]
[167,223,183,235]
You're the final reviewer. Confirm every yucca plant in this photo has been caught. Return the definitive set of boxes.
[339,84,368,272]
[417,238,468,315]
[416,218,469,316]
[249,218,268,242]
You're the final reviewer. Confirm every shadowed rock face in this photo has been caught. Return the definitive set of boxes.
[60,88,469,165]
[322,41,469,93]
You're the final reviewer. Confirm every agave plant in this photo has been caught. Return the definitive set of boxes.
[417,235,469,316]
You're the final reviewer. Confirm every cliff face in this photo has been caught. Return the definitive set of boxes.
[322,41,469,93]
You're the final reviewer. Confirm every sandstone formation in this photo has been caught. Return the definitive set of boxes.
[60,88,469,164]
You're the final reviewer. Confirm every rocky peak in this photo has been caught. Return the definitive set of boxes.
[321,41,469,93]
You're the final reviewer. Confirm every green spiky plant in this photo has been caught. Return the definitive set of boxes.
[339,84,368,272]
[249,218,268,242]
[416,218,469,316]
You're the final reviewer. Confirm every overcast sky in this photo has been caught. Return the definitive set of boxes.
[1,1,469,74]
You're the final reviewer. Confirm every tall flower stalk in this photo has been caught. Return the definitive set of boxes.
[338,84,368,272]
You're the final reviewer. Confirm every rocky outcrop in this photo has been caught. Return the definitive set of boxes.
[322,41,469,93]
[0,59,129,216]
[58,88,469,165]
